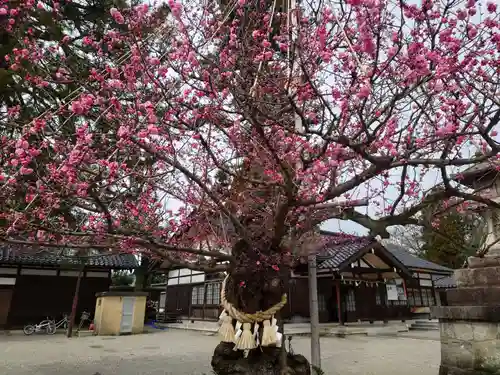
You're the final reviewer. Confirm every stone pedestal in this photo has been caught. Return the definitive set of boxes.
[432,256,500,375]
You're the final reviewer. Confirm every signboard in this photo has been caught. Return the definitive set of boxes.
[386,284,399,301]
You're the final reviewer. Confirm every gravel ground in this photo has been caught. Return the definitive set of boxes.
[0,329,440,375]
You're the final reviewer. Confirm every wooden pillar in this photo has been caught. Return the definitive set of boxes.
[288,279,293,319]
[401,278,408,322]
[336,280,343,325]
[430,276,437,306]
[202,283,207,320]
[67,265,84,338]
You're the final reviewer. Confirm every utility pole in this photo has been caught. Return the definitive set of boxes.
[308,254,321,368]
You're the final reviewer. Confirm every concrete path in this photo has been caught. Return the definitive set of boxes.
[0,329,440,375]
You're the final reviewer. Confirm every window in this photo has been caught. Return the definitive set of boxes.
[414,290,422,306]
[390,284,408,306]
[409,288,435,307]
[407,288,422,306]
[407,289,414,306]
[206,282,221,305]
[406,288,437,306]
[424,288,435,306]
[191,285,205,305]
[168,268,206,285]
[435,290,441,306]
[345,289,356,312]
[421,289,429,306]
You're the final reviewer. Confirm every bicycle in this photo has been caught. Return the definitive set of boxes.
[23,314,69,335]
[23,317,56,335]
[49,314,70,334]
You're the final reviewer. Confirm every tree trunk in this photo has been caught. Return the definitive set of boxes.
[67,266,84,338]
[134,256,149,291]
[308,254,321,369]
[211,241,310,375]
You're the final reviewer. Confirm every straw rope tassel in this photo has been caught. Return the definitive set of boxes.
[235,323,256,350]
[220,276,288,323]
[218,315,235,343]
[260,319,277,346]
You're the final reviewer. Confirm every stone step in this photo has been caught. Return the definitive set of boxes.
[412,322,439,327]
[414,320,438,324]
[409,326,439,331]
[409,321,439,331]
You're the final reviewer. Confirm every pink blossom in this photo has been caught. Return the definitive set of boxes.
[0,8,7,15]
[467,26,478,38]
[147,125,159,134]
[20,167,33,175]
[168,0,182,17]
[357,84,371,99]
[149,57,161,65]
[70,101,84,114]
[110,7,125,24]
[82,36,93,45]
[433,80,444,92]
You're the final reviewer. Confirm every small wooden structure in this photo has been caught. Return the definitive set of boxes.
[93,291,148,335]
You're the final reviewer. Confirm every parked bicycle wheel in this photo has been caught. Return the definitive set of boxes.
[23,325,35,335]
[46,324,56,335]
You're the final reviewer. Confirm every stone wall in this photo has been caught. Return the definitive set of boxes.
[433,256,500,375]
[439,320,500,375]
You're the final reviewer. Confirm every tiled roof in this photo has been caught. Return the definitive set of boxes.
[382,242,453,273]
[0,247,139,269]
[316,232,375,270]
[456,161,499,179]
[315,234,453,275]
[452,161,500,187]
[432,275,456,288]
